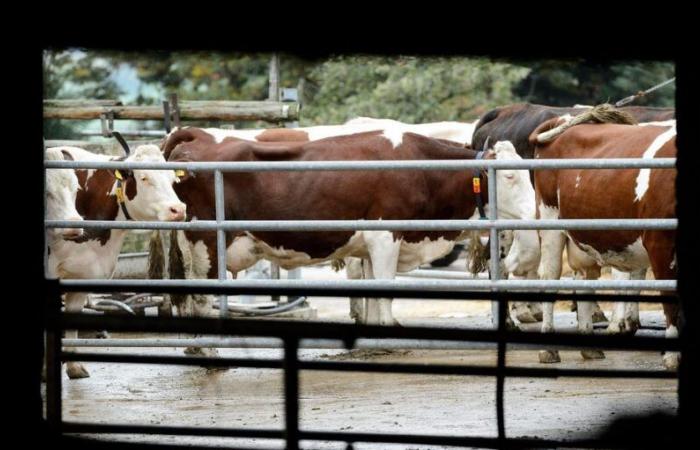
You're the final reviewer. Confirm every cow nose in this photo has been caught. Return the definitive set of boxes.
[169,204,186,221]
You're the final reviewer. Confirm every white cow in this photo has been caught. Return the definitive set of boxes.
[45,148,83,242]
[47,144,186,379]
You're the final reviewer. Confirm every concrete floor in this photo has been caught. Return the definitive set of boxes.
[45,262,677,449]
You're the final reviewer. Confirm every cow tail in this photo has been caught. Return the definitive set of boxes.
[147,231,164,280]
[169,230,188,309]
[466,230,489,276]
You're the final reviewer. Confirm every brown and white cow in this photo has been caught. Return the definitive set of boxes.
[46,145,186,379]
[472,103,676,332]
[162,129,534,336]
[529,118,677,369]
[154,121,481,324]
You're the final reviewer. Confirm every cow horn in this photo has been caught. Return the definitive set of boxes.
[482,136,490,152]
[112,131,131,156]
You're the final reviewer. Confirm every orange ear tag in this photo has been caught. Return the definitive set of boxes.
[472,177,481,194]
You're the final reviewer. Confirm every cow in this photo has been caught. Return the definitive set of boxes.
[529,117,677,369]
[183,119,478,147]
[152,121,483,324]
[45,148,83,242]
[471,103,676,332]
[46,144,187,379]
[471,103,675,161]
[343,117,478,146]
[161,130,534,349]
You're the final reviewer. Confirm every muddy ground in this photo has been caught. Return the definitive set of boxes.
[45,262,677,449]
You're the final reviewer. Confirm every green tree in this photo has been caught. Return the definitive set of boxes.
[43,50,123,139]
[512,59,674,107]
[300,55,530,125]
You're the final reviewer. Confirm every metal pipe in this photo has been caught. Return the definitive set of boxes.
[59,337,522,349]
[212,295,308,316]
[45,218,679,232]
[398,270,489,280]
[58,278,677,292]
[92,299,136,315]
[488,166,500,328]
[44,157,677,172]
[214,170,228,317]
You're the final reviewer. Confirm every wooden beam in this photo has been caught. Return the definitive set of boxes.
[43,100,300,122]
[45,139,161,155]
[43,99,123,107]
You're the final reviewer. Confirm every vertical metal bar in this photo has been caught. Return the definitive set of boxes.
[488,167,500,327]
[268,53,282,304]
[284,338,300,450]
[43,140,49,279]
[214,170,227,317]
[45,280,62,431]
[496,294,507,442]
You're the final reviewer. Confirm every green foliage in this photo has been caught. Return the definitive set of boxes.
[43,50,123,139]
[512,59,675,107]
[300,56,530,125]
[43,50,675,142]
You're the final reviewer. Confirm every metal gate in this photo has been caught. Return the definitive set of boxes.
[43,154,679,449]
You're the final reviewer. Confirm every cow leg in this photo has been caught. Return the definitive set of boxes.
[644,231,679,371]
[364,232,400,326]
[537,227,567,364]
[346,258,366,324]
[178,234,220,359]
[64,292,90,379]
[607,268,643,335]
[572,265,605,360]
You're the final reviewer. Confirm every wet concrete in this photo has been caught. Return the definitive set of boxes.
[45,262,677,449]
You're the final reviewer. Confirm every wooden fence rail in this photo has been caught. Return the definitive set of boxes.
[43,99,300,122]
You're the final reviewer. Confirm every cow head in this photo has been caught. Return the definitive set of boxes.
[492,141,536,220]
[45,148,83,240]
[113,145,187,222]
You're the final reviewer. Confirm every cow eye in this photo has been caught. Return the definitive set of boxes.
[141,176,148,182]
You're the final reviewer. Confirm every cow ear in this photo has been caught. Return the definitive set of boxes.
[60,150,74,161]
[174,169,193,183]
[114,169,134,181]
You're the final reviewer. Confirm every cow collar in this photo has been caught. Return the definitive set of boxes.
[114,170,133,221]
[472,151,488,220]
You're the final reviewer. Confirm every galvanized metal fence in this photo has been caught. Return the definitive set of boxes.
[43,155,679,449]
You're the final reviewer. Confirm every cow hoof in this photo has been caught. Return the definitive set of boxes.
[663,352,680,371]
[581,349,605,360]
[538,350,561,364]
[592,310,609,323]
[515,310,540,324]
[66,363,90,379]
[607,319,639,336]
[185,346,220,358]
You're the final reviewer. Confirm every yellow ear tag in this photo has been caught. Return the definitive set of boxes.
[115,186,125,203]
[114,170,124,181]
[175,169,186,178]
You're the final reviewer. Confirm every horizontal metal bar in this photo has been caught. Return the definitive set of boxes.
[59,332,666,349]
[56,278,677,293]
[60,351,675,379]
[62,422,283,439]
[44,157,677,171]
[300,360,677,379]
[58,422,657,449]
[51,314,681,351]
[45,218,678,231]
[61,352,283,369]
